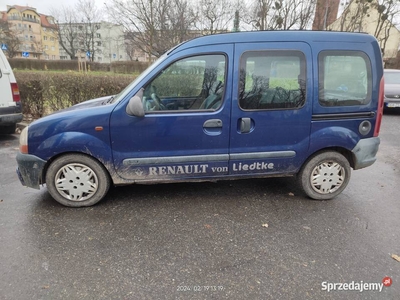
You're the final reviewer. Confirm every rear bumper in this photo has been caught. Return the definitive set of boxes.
[0,113,23,125]
[351,137,380,170]
[16,152,47,189]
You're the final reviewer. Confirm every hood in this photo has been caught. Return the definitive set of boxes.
[57,95,114,113]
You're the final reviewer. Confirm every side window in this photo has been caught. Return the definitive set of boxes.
[143,54,226,112]
[239,51,306,110]
[319,51,372,107]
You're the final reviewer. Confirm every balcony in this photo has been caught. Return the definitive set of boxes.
[22,17,40,24]
[8,16,21,21]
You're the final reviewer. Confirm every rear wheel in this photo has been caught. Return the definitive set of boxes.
[298,151,351,200]
[46,154,110,207]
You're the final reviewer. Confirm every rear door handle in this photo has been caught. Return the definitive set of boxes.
[240,118,252,133]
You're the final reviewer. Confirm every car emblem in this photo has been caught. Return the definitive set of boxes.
[133,168,144,176]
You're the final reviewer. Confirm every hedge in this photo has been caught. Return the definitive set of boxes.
[15,71,136,119]
[9,58,150,74]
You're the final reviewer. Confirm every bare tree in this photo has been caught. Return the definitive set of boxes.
[335,0,400,57]
[0,20,23,58]
[52,0,103,60]
[246,0,316,30]
[195,0,236,34]
[76,0,103,61]
[107,0,197,59]
[372,0,400,57]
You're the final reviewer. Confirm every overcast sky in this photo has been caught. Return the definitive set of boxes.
[0,0,106,16]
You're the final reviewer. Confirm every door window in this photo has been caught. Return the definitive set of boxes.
[239,51,306,110]
[143,54,226,112]
[318,51,372,106]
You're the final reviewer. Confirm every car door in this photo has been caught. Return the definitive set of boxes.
[110,45,233,181]
[229,42,313,176]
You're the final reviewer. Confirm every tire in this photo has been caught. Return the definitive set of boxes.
[0,125,16,134]
[298,151,351,200]
[45,154,111,207]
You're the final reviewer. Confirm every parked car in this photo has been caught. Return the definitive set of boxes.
[16,31,384,207]
[383,69,400,109]
[0,49,22,134]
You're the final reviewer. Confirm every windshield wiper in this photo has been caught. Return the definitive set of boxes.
[102,96,114,105]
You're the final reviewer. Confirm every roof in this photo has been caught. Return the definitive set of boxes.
[40,14,57,29]
[177,30,377,50]
[6,5,39,15]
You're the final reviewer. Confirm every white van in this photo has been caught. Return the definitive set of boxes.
[0,49,22,134]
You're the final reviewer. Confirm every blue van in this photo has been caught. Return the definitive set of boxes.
[16,31,384,207]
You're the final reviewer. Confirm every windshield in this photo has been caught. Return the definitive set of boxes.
[110,52,169,104]
[384,71,400,85]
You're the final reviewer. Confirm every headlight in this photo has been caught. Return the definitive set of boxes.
[19,126,29,154]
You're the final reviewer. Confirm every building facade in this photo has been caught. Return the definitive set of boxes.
[0,5,60,59]
[58,21,131,63]
[328,0,400,60]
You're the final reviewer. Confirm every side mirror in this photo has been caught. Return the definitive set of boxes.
[126,88,145,117]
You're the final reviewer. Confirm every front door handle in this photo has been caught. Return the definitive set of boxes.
[203,119,223,128]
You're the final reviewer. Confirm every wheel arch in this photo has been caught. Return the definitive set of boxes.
[300,147,355,173]
[41,151,113,186]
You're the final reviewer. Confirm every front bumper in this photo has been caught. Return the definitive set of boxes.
[351,137,380,170]
[16,152,47,189]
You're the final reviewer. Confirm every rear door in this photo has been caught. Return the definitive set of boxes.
[229,42,313,176]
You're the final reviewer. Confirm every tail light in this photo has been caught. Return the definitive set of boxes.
[11,83,20,102]
[373,76,384,137]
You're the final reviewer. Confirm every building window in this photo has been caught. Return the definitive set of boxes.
[51,46,55,51]
[50,37,55,41]
[45,45,48,50]
[52,55,55,60]
[44,36,48,41]
[97,41,101,46]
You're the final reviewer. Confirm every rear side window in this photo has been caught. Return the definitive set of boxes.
[319,51,372,107]
[239,50,306,110]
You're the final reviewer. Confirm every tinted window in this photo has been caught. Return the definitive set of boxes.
[319,51,372,106]
[143,54,226,112]
[239,51,306,110]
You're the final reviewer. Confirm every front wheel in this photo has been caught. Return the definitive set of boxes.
[298,151,351,200]
[45,154,111,207]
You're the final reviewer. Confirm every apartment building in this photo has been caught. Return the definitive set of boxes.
[0,5,59,59]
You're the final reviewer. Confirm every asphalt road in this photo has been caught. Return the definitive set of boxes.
[1,112,400,300]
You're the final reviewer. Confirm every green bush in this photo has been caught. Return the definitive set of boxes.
[15,71,135,119]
